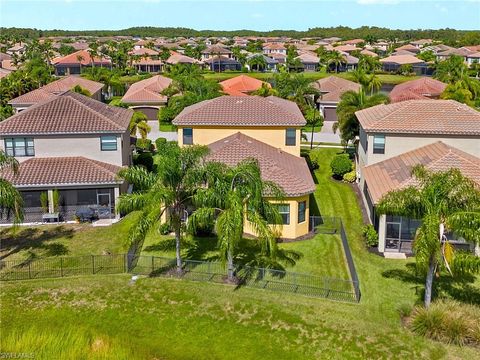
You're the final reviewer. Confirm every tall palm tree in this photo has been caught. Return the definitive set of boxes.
[248,55,267,72]
[189,160,284,281]
[129,111,151,140]
[326,51,345,73]
[117,144,210,273]
[377,166,480,307]
[0,150,23,223]
[334,88,389,143]
[305,106,324,149]
[76,54,85,74]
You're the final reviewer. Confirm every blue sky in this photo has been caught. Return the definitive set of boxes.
[1,0,479,31]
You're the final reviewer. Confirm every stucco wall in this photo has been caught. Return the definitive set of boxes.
[177,126,302,156]
[244,195,310,239]
[364,133,480,166]
[0,133,128,166]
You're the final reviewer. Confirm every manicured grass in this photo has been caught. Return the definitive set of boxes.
[1,148,479,358]
[203,71,420,85]
[159,123,176,132]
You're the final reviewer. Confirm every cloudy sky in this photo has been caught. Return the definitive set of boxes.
[1,0,479,31]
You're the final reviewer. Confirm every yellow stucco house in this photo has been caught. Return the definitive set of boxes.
[172,95,316,239]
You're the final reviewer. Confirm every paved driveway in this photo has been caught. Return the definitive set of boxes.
[304,121,341,144]
[147,121,177,142]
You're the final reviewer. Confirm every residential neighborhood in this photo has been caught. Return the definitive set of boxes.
[0,1,480,359]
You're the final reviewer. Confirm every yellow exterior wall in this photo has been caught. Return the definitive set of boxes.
[177,126,302,157]
[244,195,310,239]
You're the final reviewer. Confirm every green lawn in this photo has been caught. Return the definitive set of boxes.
[203,71,420,85]
[159,123,176,132]
[1,148,479,359]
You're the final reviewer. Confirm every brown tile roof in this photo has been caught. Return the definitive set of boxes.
[203,45,232,54]
[360,49,378,57]
[166,51,202,65]
[333,44,358,53]
[296,51,320,64]
[1,157,123,187]
[436,48,472,57]
[172,95,305,127]
[363,142,480,204]
[356,100,480,136]
[121,75,172,104]
[128,48,159,56]
[207,133,315,197]
[9,76,104,106]
[314,76,361,103]
[380,54,424,65]
[395,44,419,53]
[0,91,132,135]
[220,75,270,96]
[389,78,447,103]
[52,49,111,66]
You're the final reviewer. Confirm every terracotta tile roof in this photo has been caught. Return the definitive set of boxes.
[0,91,132,135]
[204,56,240,65]
[333,44,358,53]
[296,51,320,64]
[128,48,159,56]
[0,52,12,61]
[263,43,286,50]
[380,54,424,65]
[437,48,472,57]
[52,49,111,66]
[462,45,480,52]
[314,76,361,103]
[173,95,306,127]
[1,59,17,71]
[344,39,364,45]
[207,133,315,197]
[1,157,123,187]
[9,76,104,105]
[356,100,480,135]
[360,49,378,57]
[395,44,419,53]
[203,45,232,54]
[166,51,202,64]
[220,75,270,96]
[389,78,447,103]
[121,75,172,104]
[363,142,480,204]
[0,68,11,79]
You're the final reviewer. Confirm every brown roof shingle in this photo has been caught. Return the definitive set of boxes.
[173,95,305,127]
[0,91,132,135]
[356,100,480,136]
[314,76,361,103]
[9,76,104,106]
[1,157,123,187]
[389,78,447,103]
[207,133,315,197]
[121,75,172,104]
[363,142,480,204]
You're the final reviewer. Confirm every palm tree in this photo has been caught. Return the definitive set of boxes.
[334,88,389,143]
[117,144,210,273]
[326,51,345,73]
[189,159,284,281]
[288,74,320,111]
[366,74,382,95]
[0,150,23,223]
[304,106,324,149]
[76,54,85,74]
[248,55,267,72]
[129,111,151,140]
[377,166,480,307]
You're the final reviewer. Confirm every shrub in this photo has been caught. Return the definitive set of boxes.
[343,170,356,183]
[362,224,378,247]
[158,222,171,235]
[330,154,352,179]
[133,152,153,172]
[136,138,153,151]
[409,300,480,346]
[301,152,319,171]
[155,137,167,151]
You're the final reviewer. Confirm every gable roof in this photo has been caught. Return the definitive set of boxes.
[52,49,111,66]
[121,75,172,104]
[207,133,315,197]
[313,76,361,103]
[9,76,104,106]
[1,156,123,187]
[295,52,320,64]
[380,54,424,65]
[219,75,270,96]
[203,45,232,54]
[173,95,305,127]
[355,100,480,136]
[0,91,132,135]
[166,51,202,64]
[363,142,480,204]
[389,77,447,103]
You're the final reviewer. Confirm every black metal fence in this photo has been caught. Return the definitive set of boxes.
[309,216,340,234]
[0,253,359,303]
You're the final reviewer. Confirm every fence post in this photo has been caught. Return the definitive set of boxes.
[151,256,154,273]
[60,257,64,277]
[92,255,95,274]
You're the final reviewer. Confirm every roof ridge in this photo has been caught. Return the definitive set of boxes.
[81,156,122,175]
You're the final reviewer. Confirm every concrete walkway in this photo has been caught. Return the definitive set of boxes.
[304,121,341,144]
[147,121,177,142]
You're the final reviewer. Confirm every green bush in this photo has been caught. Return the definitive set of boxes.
[330,154,352,179]
[301,151,319,171]
[362,224,378,247]
[155,137,167,151]
[133,152,153,172]
[343,170,356,183]
[136,138,152,151]
[410,300,480,346]
[158,222,171,235]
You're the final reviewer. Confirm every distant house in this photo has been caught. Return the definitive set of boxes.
[165,51,203,66]
[379,54,428,75]
[262,43,287,55]
[343,39,364,46]
[173,95,315,240]
[389,78,447,103]
[201,45,232,61]
[121,75,173,120]
[128,48,162,73]
[409,39,432,49]
[355,100,480,254]
[8,76,104,112]
[313,76,361,122]
[360,49,378,58]
[294,52,320,72]
[204,56,241,72]
[333,44,358,53]
[52,49,111,76]
[0,91,133,224]
[394,44,420,54]
[246,54,278,72]
[219,75,271,96]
